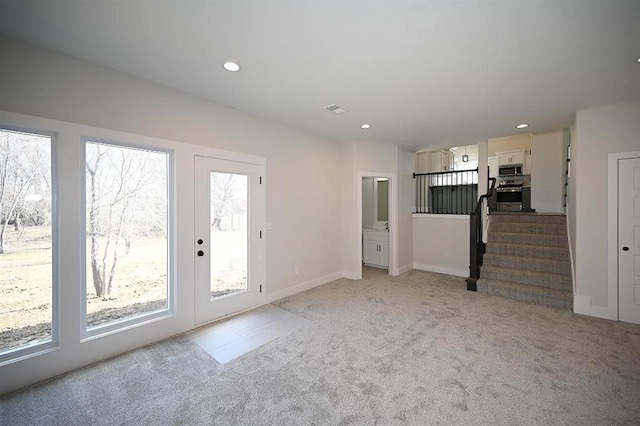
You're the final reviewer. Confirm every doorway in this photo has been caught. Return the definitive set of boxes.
[194,155,265,325]
[608,151,640,325]
[362,177,390,271]
[617,156,640,324]
[356,172,398,279]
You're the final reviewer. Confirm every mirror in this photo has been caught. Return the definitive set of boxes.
[376,178,388,222]
[362,177,389,229]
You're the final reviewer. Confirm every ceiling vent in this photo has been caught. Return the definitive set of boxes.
[324,104,348,114]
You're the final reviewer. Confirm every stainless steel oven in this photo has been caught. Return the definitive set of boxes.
[496,186,523,211]
[495,176,531,212]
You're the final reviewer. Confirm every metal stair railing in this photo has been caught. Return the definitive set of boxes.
[466,176,496,291]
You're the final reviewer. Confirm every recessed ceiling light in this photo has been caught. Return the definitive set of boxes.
[223,61,241,72]
[516,123,529,129]
[361,124,371,129]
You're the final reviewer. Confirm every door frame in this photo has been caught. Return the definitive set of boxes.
[607,150,640,321]
[192,151,267,326]
[355,171,398,279]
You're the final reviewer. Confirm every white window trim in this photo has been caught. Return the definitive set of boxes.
[0,108,267,395]
[0,125,60,366]
[80,137,176,339]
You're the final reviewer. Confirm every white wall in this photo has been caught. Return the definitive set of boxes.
[572,102,640,318]
[362,178,375,228]
[415,151,430,173]
[488,134,532,157]
[478,140,489,196]
[413,215,470,277]
[412,142,484,276]
[0,36,344,393]
[340,141,413,278]
[0,37,343,296]
[531,131,564,213]
[341,140,396,277]
[397,147,415,274]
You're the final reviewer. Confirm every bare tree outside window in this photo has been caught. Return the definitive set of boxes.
[209,171,248,298]
[85,142,169,329]
[0,129,53,353]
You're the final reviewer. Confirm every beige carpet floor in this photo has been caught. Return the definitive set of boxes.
[1,268,639,425]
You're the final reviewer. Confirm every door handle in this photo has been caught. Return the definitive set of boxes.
[622,247,629,251]
[197,250,204,256]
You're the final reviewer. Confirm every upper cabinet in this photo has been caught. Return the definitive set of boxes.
[423,149,454,172]
[497,150,526,166]
[488,134,532,171]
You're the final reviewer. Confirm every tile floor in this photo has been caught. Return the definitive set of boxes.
[187,304,311,363]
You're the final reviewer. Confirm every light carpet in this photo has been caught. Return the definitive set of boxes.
[1,268,639,425]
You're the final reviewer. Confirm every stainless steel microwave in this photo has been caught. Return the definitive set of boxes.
[498,163,523,176]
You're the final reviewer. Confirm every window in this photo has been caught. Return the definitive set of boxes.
[0,128,55,359]
[209,171,248,299]
[84,141,171,333]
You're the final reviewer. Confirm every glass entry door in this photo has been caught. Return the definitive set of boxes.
[194,155,265,325]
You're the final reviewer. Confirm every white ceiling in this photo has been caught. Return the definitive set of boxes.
[0,0,638,152]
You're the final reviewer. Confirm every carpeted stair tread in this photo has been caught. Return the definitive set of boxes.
[477,279,573,310]
[489,213,566,225]
[482,253,571,275]
[485,242,569,260]
[481,265,572,291]
[488,231,568,247]
[478,213,573,309]
[489,222,567,236]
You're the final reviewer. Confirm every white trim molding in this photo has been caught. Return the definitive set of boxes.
[267,272,343,303]
[356,171,399,280]
[607,150,640,321]
[413,263,468,278]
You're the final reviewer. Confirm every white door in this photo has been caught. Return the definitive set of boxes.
[619,157,640,324]
[194,155,265,325]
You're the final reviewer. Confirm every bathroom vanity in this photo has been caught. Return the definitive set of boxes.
[362,229,389,268]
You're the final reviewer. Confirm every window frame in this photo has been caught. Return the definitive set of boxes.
[0,125,59,365]
[80,136,175,340]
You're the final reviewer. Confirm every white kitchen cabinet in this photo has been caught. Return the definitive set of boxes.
[363,230,389,268]
[428,149,454,172]
[441,149,454,171]
[497,150,525,166]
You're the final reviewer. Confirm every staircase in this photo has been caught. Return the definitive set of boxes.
[476,213,573,310]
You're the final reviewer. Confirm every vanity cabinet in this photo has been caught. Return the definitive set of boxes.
[363,230,389,268]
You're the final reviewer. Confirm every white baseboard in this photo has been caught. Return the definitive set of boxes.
[398,264,413,275]
[413,263,468,278]
[573,295,590,315]
[573,295,614,320]
[341,271,359,280]
[589,306,611,320]
[266,272,343,303]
